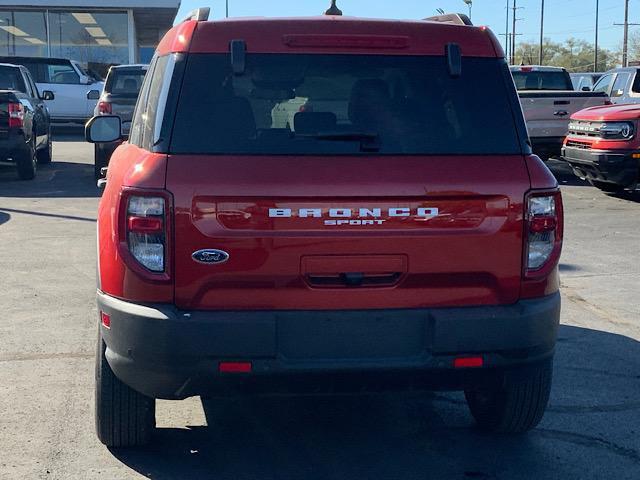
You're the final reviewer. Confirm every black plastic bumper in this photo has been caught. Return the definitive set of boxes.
[0,131,28,161]
[97,292,561,399]
[562,146,639,187]
[531,136,565,160]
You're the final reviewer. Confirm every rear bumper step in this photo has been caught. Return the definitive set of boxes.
[98,291,560,399]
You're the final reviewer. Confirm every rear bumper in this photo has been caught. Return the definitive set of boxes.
[0,131,28,161]
[98,291,561,399]
[561,145,639,187]
[531,136,565,160]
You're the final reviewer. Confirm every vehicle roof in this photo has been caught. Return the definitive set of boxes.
[158,16,503,58]
[601,67,639,74]
[509,65,567,72]
[570,72,603,76]
[110,64,149,70]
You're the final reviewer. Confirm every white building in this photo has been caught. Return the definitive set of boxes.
[0,1,180,75]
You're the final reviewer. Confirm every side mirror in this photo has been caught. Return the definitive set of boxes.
[41,90,55,101]
[87,89,100,100]
[581,86,591,92]
[85,115,122,143]
[614,89,624,97]
[80,74,92,85]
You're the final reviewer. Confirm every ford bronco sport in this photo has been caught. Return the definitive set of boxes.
[86,7,564,447]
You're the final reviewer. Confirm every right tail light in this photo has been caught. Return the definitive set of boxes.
[98,101,112,114]
[524,190,563,278]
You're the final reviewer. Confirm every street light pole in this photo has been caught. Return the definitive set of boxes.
[623,0,629,67]
[594,0,599,72]
[226,0,229,18]
[538,0,545,65]
[463,0,472,21]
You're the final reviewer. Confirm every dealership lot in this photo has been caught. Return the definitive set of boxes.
[0,138,639,479]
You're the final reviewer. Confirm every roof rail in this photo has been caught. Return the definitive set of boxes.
[424,13,473,26]
[182,7,210,23]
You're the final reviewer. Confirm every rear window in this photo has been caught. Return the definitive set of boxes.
[0,67,25,92]
[106,69,146,96]
[170,54,522,155]
[511,71,573,91]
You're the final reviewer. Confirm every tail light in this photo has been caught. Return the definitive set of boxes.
[524,191,563,278]
[8,103,24,128]
[119,191,171,276]
[98,101,112,114]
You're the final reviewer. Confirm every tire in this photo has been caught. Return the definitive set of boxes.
[16,137,37,180]
[464,361,552,433]
[95,337,156,447]
[36,129,53,164]
[588,180,627,194]
[94,144,107,181]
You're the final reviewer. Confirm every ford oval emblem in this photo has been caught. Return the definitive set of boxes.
[192,249,230,265]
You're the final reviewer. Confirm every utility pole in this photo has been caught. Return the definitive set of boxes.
[623,0,629,67]
[505,0,510,61]
[512,0,517,64]
[595,0,599,72]
[615,0,640,67]
[538,0,545,65]
[226,0,229,18]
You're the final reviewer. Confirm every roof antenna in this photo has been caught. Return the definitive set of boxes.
[325,0,343,16]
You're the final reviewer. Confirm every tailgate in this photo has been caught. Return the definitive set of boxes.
[167,155,530,311]
[519,92,608,138]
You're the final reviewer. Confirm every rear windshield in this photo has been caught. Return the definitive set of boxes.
[170,54,521,155]
[511,71,573,91]
[0,67,25,92]
[106,69,146,96]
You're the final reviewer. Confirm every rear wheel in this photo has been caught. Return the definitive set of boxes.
[464,361,552,433]
[95,337,156,447]
[16,137,37,180]
[36,129,53,164]
[94,144,108,181]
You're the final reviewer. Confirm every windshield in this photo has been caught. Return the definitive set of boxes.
[511,71,573,91]
[170,54,522,155]
[0,67,25,92]
[106,69,146,96]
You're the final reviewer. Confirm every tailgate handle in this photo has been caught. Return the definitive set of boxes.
[306,272,402,288]
[554,110,569,116]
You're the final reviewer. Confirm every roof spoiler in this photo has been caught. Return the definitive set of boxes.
[424,13,473,26]
[181,7,210,23]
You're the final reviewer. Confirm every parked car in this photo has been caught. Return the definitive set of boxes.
[0,56,103,123]
[562,104,640,192]
[510,65,610,160]
[570,72,603,91]
[590,67,640,104]
[93,64,148,180]
[86,9,564,447]
[0,63,53,180]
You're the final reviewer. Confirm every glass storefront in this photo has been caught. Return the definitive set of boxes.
[0,9,129,78]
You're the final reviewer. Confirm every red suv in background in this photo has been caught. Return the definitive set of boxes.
[86,8,563,447]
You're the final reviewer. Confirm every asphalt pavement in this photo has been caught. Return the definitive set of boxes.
[0,138,638,480]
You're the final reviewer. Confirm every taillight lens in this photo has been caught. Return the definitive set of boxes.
[8,102,24,128]
[98,101,112,114]
[525,192,563,276]
[126,196,166,272]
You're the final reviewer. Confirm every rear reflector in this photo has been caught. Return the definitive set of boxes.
[454,356,483,368]
[128,216,163,233]
[219,362,252,373]
[100,311,111,329]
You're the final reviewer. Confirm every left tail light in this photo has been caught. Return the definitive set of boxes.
[118,191,171,277]
[524,190,563,278]
[8,103,24,128]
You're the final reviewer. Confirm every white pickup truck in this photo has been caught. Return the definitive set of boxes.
[510,66,610,160]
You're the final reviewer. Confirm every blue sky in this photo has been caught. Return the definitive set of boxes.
[176,0,638,52]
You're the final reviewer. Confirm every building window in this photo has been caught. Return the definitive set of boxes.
[0,10,48,57]
[48,10,129,78]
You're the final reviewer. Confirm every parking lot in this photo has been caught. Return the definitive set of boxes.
[0,134,639,480]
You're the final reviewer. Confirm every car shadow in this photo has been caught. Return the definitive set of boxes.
[51,124,85,142]
[0,211,9,226]
[111,325,640,480]
[546,159,590,187]
[0,161,100,198]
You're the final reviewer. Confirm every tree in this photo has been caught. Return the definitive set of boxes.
[514,38,618,72]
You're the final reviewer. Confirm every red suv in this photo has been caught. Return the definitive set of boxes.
[86,8,563,447]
